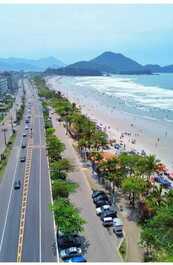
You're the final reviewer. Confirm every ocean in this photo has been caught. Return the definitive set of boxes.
[47,74,173,169]
[56,73,173,123]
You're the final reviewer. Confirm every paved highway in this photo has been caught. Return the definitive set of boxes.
[0,79,57,262]
[0,86,30,261]
[20,79,57,262]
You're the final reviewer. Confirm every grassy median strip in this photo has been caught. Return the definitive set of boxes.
[119,238,127,261]
[0,132,16,180]
[0,97,25,181]
[40,98,86,237]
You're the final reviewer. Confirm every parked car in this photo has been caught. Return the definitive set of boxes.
[100,209,117,221]
[113,218,123,236]
[57,234,81,250]
[93,194,109,204]
[102,217,113,227]
[14,180,21,190]
[95,199,111,208]
[96,204,110,216]
[64,255,87,262]
[60,247,82,260]
[92,190,106,199]
[20,156,26,162]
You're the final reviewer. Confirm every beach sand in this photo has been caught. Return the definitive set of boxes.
[47,76,173,171]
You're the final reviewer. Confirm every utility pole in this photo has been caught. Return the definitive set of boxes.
[10,114,13,131]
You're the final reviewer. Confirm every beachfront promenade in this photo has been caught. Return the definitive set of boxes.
[50,109,121,262]
[49,107,144,262]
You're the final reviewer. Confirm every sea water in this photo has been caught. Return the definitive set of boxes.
[57,73,173,123]
[48,74,173,168]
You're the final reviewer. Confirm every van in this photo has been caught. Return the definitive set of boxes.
[102,217,113,227]
[113,218,123,236]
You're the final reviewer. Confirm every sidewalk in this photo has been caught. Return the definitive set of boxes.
[50,110,121,262]
[50,108,144,262]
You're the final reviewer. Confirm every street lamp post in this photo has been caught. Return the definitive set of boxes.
[2,128,7,146]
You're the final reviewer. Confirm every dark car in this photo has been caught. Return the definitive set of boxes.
[93,194,109,204]
[22,143,26,148]
[100,209,117,221]
[58,235,81,250]
[95,199,111,208]
[20,156,26,162]
[92,190,106,199]
[14,180,21,190]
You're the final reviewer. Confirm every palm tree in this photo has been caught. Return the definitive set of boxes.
[98,158,122,205]
[143,155,160,180]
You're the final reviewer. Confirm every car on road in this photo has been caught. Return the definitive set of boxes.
[96,204,111,216]
[23,133,27,137]
[20,156,26,162]
[60,247,82,260]
[14,180,21,190]
[64,255,87,262]
[25,126,29,130]
[22,143,26,148]
[102,217,113,227]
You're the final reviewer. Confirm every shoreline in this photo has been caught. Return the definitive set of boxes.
[47,76,173,171]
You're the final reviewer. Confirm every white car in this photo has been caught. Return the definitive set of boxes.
[96,204,110,216]
[60,247,82,259]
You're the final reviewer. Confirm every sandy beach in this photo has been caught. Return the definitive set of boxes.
[47,76,173,171]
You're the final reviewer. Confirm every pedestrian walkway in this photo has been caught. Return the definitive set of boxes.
[50,110,121,262]
[50,108,144,262]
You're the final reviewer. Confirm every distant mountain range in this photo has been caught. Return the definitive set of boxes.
[0,56,64,72]
[45,51,173,76]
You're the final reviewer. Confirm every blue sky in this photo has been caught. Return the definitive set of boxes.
[0,4,173,65]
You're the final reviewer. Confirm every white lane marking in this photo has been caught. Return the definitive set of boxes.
[0,124,23,255]
[39,104,42,263]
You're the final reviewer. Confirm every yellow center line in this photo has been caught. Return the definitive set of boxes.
[16,130,33,262]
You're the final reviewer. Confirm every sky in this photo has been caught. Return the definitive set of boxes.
[0,4,173,65]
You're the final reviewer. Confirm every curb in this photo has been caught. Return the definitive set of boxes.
[42,107,60,263]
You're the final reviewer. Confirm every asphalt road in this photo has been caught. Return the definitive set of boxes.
[50,110,121,262]
[0,94,29,261]
[21,79,57,262]
[0,79,57,262]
